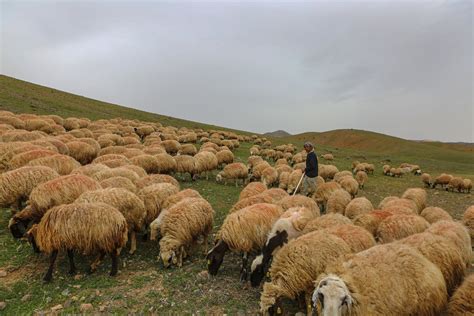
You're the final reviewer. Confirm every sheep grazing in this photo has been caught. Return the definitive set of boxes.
[313,243,447,316]
[420,206,453,224]
[323,224,375,253]
[75,188,146,254]
[0,166,59,211]
[261,166,278,187]
[239,182,267,200]
[421,173,432,187]
[259,231,351,315]
[426,220,472,266]
[447,274,474,315]
[276,195,320,215]
[100,176,137,193]
[194,151,218,180]
[154,153,178,174]
[92,167,140,183]
[353,210,395,236]
[178,144,197,156]
[216,162,248,186]
[27,202,128,281]
[27,154,81,175]
[462,205,474,242]
[135,174,180,191]
[138,183,180,229]
[250,206,319,287]
[160,140,181,155]
[215,149,234,167]
[398,232,467,295]
[381,197,418,214]
[207,203,283,280]
[66,140,99,165]
[322,153,334,161]
[338,176,359,198]
[313,181,342,212]
[247,155,264,169]
[8,149,58,170]
[278,171,290,191]
[159,197,214,268]
[355,171,368,189]
[376,214,430,243]
[286,169,304,194]
[251,161,271,181]
[319,164,339,181]
[174,155,196,181]
[382,164,391,175]
[326,189,352,215]
[71,163,110,177]
[462,178,472,193]
[344,197,374,220]
[303,213,352,233]
[432,173,453,189]
[401,188,427,213]
[333,171,353,182]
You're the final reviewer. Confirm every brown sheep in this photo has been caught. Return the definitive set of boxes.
[344,197,374,220]
[447,274,474,315]
[326,189,352,215]
[420,206,453,224]
[76,188,146,254]
[239,182,267,200]
[216,162,248,186]
[355,170,368,189]
[135,174,180,191]
[27,154,81,175]
[431,173,453,189]
[66,141,99,164]
[352,210,396,236]
[303,213,352,233]
[376,214,430,243]
[313,181,342,212]
[27,202,128,281]
[8,149,58,170]
[100,176,137,193]
[216,149,234,167]
[401,188,427,213]
[174,155,197,181]
[138,183,180,228]
[462,205,474,243]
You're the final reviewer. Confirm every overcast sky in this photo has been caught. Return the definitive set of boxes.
[1,0,473,142]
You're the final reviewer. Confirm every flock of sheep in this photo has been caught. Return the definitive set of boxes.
[0,110,473,315]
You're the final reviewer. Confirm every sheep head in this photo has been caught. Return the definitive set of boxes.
[26,224,40,253]
[206,239,229,275]
[216,173,223,183]
[313,274,352,316]
[159,238,182,268]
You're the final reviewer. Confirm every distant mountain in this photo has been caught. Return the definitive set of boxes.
[264,130,291,138]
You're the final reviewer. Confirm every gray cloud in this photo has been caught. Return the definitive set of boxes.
[1,0,472,142]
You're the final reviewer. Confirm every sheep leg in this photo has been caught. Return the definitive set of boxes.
[89,252,106,274]
[110,250,118,276]
[67,249,76,275]
[305,291,313,315]
[129,231,137,255]
[43,250,58,282]
[203,233,209,255]
[239,252,249,282]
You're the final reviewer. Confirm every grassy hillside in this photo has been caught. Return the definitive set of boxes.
[0,75,254,135]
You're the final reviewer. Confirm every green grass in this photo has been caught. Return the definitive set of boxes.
[0,75,473,314]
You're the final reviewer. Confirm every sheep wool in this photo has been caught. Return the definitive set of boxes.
[162,189,202,210]
[159,197,214,267]
[135,174,180,191]
[0,166,59,209]
[100,176,137,193]
[313,181,342,211]
[276,195,320,217]
[27,154,81,175]
[462,205,474,242]
[376,214,430,243]
[66,141,99,165]
[333,171,353,183]
[344,197,374,220]
[355,171,368,189]
[154,153,178,174]
[313,243,447,316]
[138,183,180,226]
[303,213,352,234]
[9,149,58,170]
[401,188,427,213]
[420,206,453,224]
[326,189,352,215]
[323,224,375,253]
[216,162,248,186]
[338,176,359,198]
[381,197,418,214]
[239,182,267,201]
[447,274,474,316]
[352,210,395,236]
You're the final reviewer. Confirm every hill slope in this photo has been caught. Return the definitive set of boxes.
[0,75,251,134]
[263,130,291,138]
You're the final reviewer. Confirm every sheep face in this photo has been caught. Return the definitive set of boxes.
[250,254,265,287]
[160,245,184,268]
[8,217,28,239]
[206,240,229,275]
[216,173,223,183]
[313,275,352,316]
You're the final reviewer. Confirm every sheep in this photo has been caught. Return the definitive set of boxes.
[462,205,474,242]
[160,140,181,155]
[27,154,81,175]
[338,176,359,198]
[261,188,289,203]
[259,231,351,315]
[207,203,283,280]
[250,145,260,156]
[92,167,140,183]
[381,197,418,214]
[382,164,391,175]
[344,197,373,220]
[432,173,453,189]
[230,192,275,212]
[352,210,396,236]
[319,164,339,181]
[462,178,472,193]
[193,151,218,180]
[71,163,110,177]
[401,188,427,213]
[313,181,342,212]
[278,171,290,191]
[94,152,130,163]
[0,166,59,211]
[323,224,375,253]
[426,220,472,266]
[26,174,102,220]
[251,161,271,181]
[154,153,177,174]
[261,166,278,187]
[376,214,430,243]
[354,171,368,189]
[276,195,320,215]
[326,189,352,215]
[248,155,264,169]
[333,171,353,183]
[8,149,58,170]
[313,243,447,316]
[322,153,334,161]
[275,164,293,176]
[66,140,99,164]
[216,162,248,186]
[446,177,464,192]
[286,169,304,194]
[250,206,320,287]
[274,158,289,167]
[421,173,432,187]
[239,182,267,200]
[420,206,453,224]
[178,144,198,156]
[215,149,234,167]
[293,162,306,171]
[100,176,137,193]
[75,188,146,254]
[159,198,214,268]
[174,155,197,181]
[26,202,128,281]
[398,232,467,295]
[135,174,180,190]
[303,213,352,233]
[161,189,202,210]
[138,183,180,230]
[447,274,474,315]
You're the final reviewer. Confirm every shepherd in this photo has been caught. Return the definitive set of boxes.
[301,141,318,196]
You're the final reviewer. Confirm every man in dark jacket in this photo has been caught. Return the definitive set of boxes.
[302,141,318,196]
